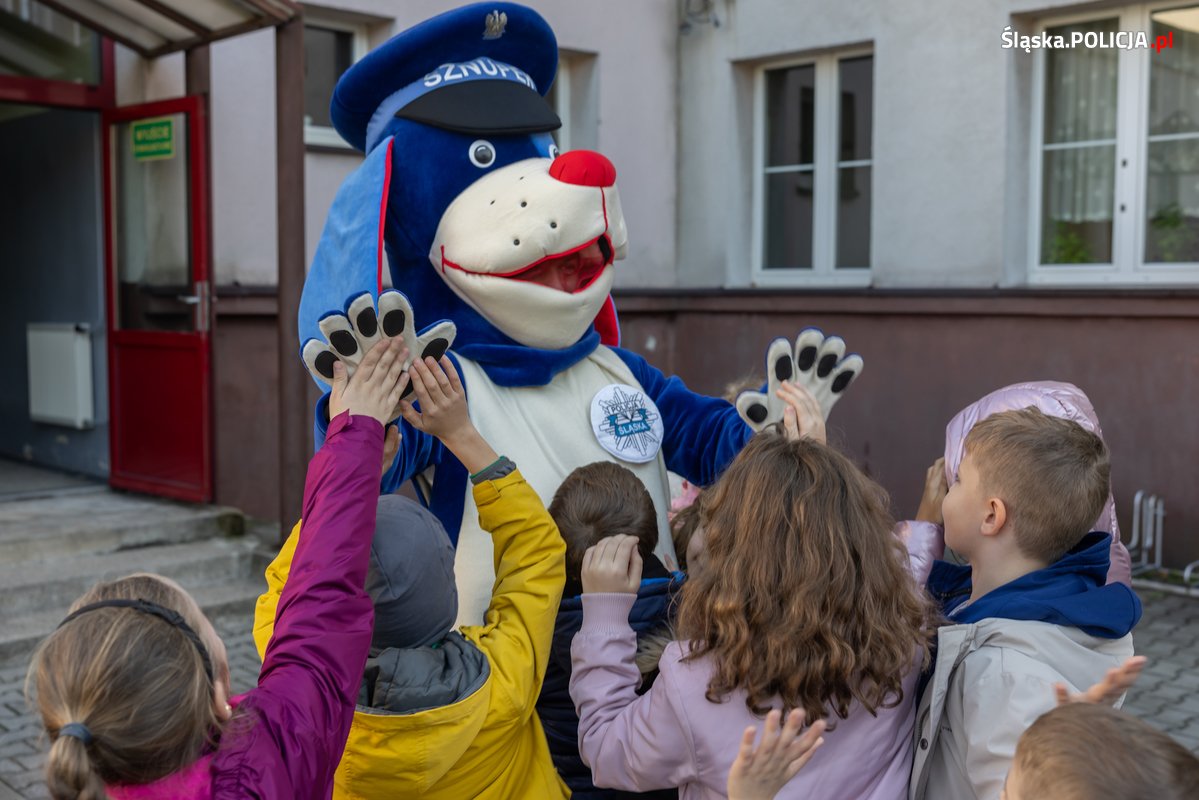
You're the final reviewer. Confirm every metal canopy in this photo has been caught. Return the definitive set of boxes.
[38,0,298,58]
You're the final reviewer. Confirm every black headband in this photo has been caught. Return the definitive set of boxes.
[57,598,214,685]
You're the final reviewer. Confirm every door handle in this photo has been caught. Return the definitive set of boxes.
[177,294,201,305]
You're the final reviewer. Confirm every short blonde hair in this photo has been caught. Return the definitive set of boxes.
[1014,704,1199,800]
[964,408,1110,564]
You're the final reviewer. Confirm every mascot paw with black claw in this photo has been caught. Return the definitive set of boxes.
[301,290,457,399]
[734,328,864,431]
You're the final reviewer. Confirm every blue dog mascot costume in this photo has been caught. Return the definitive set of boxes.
[298,3,862,624]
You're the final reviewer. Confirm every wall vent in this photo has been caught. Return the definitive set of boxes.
[27,323,94,429]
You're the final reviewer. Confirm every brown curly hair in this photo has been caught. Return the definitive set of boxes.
[676,432,936,723]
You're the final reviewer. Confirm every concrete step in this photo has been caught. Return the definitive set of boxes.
[0,574,267,663]
[0,536,260,620]
[0,491,244,564]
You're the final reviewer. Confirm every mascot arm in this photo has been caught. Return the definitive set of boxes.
[314,392,445,495]
[611,347,751,487]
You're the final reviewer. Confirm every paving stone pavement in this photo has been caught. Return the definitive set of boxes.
[2,591,1197,798]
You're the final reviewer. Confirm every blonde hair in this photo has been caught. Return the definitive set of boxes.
[723,373,764,404]
[965,408,1110,564]
[1015,704,1199,799]
[26,575,219,799]
[677,433,936,723]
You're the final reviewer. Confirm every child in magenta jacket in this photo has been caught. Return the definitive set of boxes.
[27,338,409,799]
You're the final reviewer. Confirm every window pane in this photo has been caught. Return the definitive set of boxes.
[1040,145,1115,264]
[764,171,813,269]
[837,166,870,268]
[304,26,354,129]
[766,65,815,166]
[0,1,101,84]
[1044,18,1119,144]
[838,56,872,162]
[113,114,194,332]
[1149,7,1199,136]
[1145,139,1199,263]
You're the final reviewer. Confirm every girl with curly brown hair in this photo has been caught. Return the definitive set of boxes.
[569,409,940,800]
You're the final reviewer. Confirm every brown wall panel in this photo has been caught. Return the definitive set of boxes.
[210,288,1198,567]
[616,291,1199,570]
[213,310,280,522]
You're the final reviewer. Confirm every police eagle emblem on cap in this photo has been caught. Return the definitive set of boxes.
[483,10,507,40]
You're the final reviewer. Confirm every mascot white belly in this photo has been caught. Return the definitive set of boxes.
[453,347,673,626]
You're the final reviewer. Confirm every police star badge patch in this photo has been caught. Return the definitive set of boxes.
[483,10,507,40]
[590,384,664,464]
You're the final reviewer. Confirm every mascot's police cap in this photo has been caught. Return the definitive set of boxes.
[332,2,561,153]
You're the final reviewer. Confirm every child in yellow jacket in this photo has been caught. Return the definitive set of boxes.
[254,355,568,799]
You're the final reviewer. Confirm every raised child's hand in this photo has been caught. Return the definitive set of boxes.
[399,356,470,441]
[581,535,643,594]
[914,457,948,525]
[328,338,410,426]
[727,709,826,800]
[776,381,826,444]
[1054,656,1147,706]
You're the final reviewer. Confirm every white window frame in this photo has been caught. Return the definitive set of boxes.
[550,55,573,152]
[751,48,874,288]
[1029,2,1199,286]
[548,49,599,153]
[302,12,369,149]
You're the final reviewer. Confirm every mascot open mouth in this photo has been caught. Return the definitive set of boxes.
[441,237,612,294]
[510,238,611,293]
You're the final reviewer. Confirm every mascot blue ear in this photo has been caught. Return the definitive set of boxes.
[298,136,394,386]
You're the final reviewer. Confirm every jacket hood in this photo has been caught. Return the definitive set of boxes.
[943,380,1119,541]
[928,532,1141,638]
[552,557,679,674]
[345,631,491,793]
[362,630,488,713]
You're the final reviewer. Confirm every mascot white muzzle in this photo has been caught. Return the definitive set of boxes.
[431,150,627,350]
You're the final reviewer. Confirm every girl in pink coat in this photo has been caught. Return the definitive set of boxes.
[570,422,941,800]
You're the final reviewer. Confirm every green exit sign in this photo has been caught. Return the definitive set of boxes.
[131,118,174,161]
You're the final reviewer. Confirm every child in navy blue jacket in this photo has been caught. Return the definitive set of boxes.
[538,461,683,800]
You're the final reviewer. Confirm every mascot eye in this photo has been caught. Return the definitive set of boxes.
[548,143,560,159]
[469,140,496,168]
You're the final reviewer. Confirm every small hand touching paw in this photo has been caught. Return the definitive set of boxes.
[301,290,457,400]
[735,328,863,432]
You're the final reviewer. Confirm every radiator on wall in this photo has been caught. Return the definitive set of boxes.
[27,323,95,429]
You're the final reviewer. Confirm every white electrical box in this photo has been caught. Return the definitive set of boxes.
[27,323,95,429]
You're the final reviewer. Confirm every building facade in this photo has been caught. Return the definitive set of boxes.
[2,0,1195,567]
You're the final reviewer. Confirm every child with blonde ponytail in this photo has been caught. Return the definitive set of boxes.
[26,336,410,799]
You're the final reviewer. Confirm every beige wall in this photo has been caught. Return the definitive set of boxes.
[172,0,679,289]
[675,0,1151,290]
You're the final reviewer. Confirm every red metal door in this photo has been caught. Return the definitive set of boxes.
[103,96,212,502]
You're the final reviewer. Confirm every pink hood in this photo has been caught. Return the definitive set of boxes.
[943,380,1130,586]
